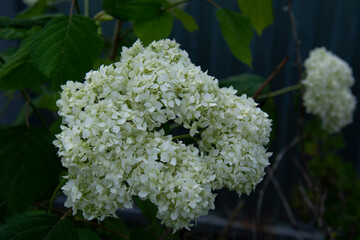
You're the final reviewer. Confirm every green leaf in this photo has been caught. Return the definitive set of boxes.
[100,217,129,240]
[37,93,58,112]
[237,0,274,35]
[0,125,61,213]
[216,9,253,67]
[0,15,52,29]
[129,228,157,240]
[50,117,62,135]
[31,15,103,90]
[219,73,266,96]
[134,11,173,46]
[77,228,101,240]
[133,196,163,237]
[17,0,47,19]
[0,212,78,240]
[0,28,29,40]
[0,31,49,90]
[172,8,198,32]
[133,196,158,222]
[103,0,167,21]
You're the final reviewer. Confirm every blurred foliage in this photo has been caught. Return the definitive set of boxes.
[293,118,360,239]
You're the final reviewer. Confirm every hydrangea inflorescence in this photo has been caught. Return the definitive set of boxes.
[302,47,356,133]
[54,39,272,231]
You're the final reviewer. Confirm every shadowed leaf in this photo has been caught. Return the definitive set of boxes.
[30,15,103,90]
[216,9,253,67]
[0,125,61,213]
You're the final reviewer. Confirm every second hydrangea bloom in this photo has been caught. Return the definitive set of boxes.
[302,47,356,133]
[54,39,272,231]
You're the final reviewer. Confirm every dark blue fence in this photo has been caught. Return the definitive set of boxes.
[170,0,360,175]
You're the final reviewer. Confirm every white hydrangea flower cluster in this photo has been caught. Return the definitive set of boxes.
[54,39,272,231]
[302,47,356,133]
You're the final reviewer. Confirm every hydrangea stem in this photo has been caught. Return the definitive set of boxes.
[48,178,67,213]
[109,20,123,61]
[257,83,301,100]
[69,0,81,17]
[84,0,89,17]
[172,133,200,142]
[20,89,49,132]
[94,10,106,20]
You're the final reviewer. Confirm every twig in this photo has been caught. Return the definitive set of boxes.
[69,0,75,18]
[285,1,302,76]
[61,208,72,219]
[285,0,306,166]
[298,183,333,239]
[292,157,312,189]
[271,176,300,231]
[206,0,221,9]
[218,201,244,240]
[255,137,299,235]
[253,56,290,100]
[20,90,49,132]
[109,20,123,61]
[298,183,314,209]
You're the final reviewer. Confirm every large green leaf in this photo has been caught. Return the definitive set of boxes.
[103,0,166,21]
[0,212,77,240]
[0,125,61,213]
[219,73,266,96]
[100,217,129,240]
[30,15,103,90]
[0,31,49,90]
[77,229,101,240]
[237,0,274,35]
[172,8,198,32]
[134,11,173,46]
[216,9,253,67]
